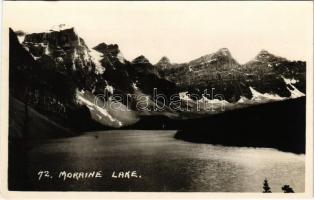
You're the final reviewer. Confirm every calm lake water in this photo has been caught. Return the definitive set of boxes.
[17,130,305,192]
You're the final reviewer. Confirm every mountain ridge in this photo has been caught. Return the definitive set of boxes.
[17,28,303,71]
[11,26,306,129]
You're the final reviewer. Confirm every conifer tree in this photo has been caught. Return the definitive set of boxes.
[263,178,272,193]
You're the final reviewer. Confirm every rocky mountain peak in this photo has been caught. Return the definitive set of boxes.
[259,49,270,55]
[188,48,237,67]
[49,24,73,32]
[158,56,170,63]
[256,49,272,58]
[93,43,120,56]
[14,30,26,36]
[92,42,125,64]
[23,27,83,47]
[156,56,171,68]
[255,49,287,63]
[20,27,95,74]
[15,30,26,43]
[21,27,90,63]
[132,55,151,65]
[9,26,306,129]
[216,48,232,57]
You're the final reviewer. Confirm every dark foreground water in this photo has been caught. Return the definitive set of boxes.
[9,130,305,192]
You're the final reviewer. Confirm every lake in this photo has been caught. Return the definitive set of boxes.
[9,130,305,192]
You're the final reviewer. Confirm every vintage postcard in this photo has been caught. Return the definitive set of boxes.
[0,1,313,199]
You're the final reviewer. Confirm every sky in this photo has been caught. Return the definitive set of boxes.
[4,1,313,64]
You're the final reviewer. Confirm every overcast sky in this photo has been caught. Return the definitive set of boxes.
[4,1,313,64]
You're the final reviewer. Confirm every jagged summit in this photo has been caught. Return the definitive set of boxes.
[254,49,287,63]
[20,27,95,74]
[92,42,125,64]
[132,55,151,65]
[93,43,120,55]
[23,27,86,49]
[216,48,232,57]
[256,49,273,59]
[157,56,170,64]
[156,56,171,69]
[9,27,307,129]
[14,30,26,36]
[259,49,271,55]
[188,47,238,67]
[14,30,26,43]
[24,26,79,42]
[49,24,74,32]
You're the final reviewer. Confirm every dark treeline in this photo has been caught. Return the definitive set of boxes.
[128,97,305,154]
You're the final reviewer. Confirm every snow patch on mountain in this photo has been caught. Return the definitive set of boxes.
[76,91,123,127]
[90,49,105,74]
[132,82,139,90]
[105,84,114,95]
[97,105,123,127]
[83,49,90,61]
[73,49,79,59]
[179,92,193,102]
[45,44,50,55]
[237,96,251,103]
[287,85,305,98]
[249,87,286,102]
[198,95,229,105]
[282,77,305,98]
[17,35,25,44]
[197,96,229,111]
[282,77,298,85]
[30,54,40,60]
[117,52,125,64]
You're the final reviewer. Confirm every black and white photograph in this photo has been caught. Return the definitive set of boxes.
[0,1,313,197]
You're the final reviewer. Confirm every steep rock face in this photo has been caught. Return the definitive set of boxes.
[93,42,126,64]
[13,27,137,128]
[128,56,178,99]
[9,28,100,131]
[9,28,40,101]
[243,50,305,94]
[22,27,102,92]
[156,49,305,102]
[158,48,240,87]
[132,55,151,64]
[131,55,158,75]
[11,25,306,128]
[157,48,249,101]
[188,48,239,70]
[23,27,89,64]
[90,45,179,115]
[14,27,178,127]
[92,42,133,95]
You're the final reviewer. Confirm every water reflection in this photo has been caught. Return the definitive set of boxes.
[10,130,304,192]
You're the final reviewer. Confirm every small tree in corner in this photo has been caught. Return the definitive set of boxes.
[263,178,272,193]
[282,185,294,193]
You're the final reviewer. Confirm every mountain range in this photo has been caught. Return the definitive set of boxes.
[9,26,306,131]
